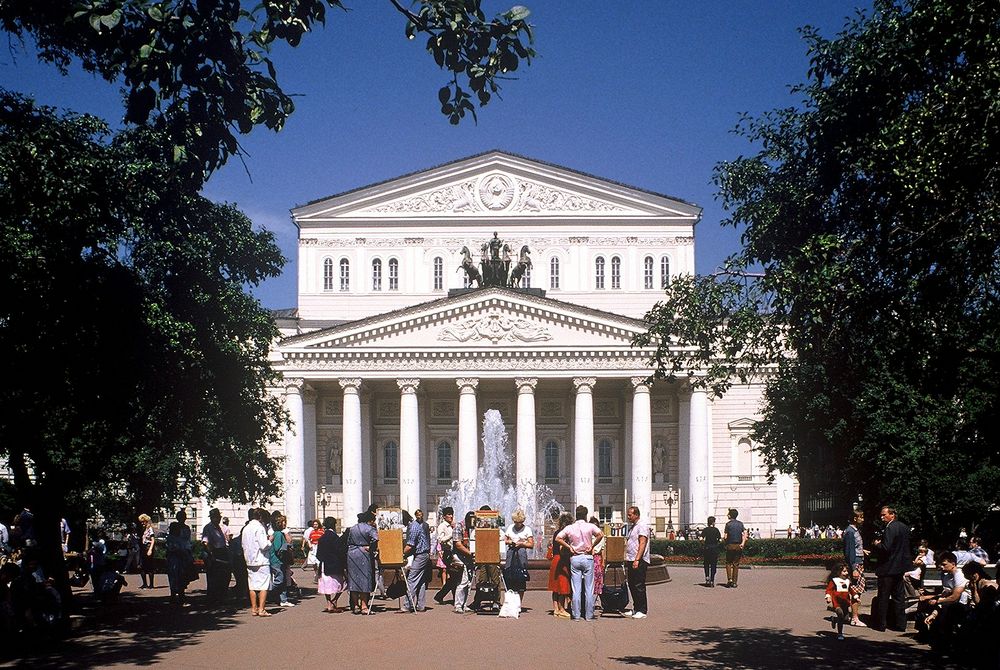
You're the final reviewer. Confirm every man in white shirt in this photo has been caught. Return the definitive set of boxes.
[625,506,651,619]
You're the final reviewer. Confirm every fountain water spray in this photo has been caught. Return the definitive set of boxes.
[439,409,563,558]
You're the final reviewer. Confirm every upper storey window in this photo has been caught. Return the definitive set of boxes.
[661,256,670,289]
[644,256,654,289]
[339,258,350,292]
[595,256,606,290]
[611,256,621,290]
[433,256,444,291]
[549,257,560,290]
[323,257,334,291]
[388,258,399,291]
[371,258,382,291]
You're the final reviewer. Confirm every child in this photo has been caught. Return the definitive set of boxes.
[825,561,852,640]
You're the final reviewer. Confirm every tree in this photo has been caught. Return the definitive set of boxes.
[0,91,286,589]
[636,0,1000,540]
[0,0,535,180]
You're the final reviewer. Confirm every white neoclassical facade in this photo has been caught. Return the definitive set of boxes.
[231,152,797,535]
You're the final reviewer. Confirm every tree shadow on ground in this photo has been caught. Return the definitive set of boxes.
[0,586,314,668]
[611,626,958,670]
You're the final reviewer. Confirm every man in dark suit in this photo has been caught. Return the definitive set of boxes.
[872,505,911,631]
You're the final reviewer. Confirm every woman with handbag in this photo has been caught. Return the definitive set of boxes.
[503,509,534,609]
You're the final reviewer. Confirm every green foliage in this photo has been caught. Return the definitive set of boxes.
[651,538,842,560]
[0,0,535,179]
[0,91,286,519]
[636,0,1000,539]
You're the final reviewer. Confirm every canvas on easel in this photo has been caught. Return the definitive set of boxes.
[379,528,405,566]
[605,536,626,564]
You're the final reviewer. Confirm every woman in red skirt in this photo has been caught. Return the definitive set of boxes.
[548,513,574,618]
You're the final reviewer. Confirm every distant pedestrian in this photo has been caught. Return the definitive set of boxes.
[138,514,156,589]
[702,516,722,587]
[624,506,649,619]
[432,507,457,604]
[842,509,868,627]
[724,508,747,588]
[403,508,431,612]
[547,513,573,618]
[346,511,378,615]
[269,512,295,608]
[165,511,193,606]
[201,508,230,604]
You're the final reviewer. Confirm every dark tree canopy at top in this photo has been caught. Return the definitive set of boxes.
[0,0,536,181]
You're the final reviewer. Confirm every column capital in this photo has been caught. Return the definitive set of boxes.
[514,377,538,393]
[456,378,479,392]
[572,377,597,392]
[339,378,363,393]
[397,378,421,394]
[282,377,304,393]
[630,376,652,393]
[302,385,318,404]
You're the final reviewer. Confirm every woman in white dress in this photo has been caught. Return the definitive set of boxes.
[242,507,273,617]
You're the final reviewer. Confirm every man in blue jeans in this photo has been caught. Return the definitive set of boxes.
[555,505,604,621]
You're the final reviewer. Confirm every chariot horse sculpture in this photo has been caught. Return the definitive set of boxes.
[458,245,482,287]
[508,245,532,287]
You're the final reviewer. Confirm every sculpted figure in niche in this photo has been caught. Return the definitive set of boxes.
[652,439,666,481]
[329,440,342,476]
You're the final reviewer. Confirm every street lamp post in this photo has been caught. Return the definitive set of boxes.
[663,483,678,535]
[315,484,334,520]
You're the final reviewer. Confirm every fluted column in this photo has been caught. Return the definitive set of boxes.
[456,378,479,481]
[340,378,363,525]
[573,377,596,512]
[688,385,710,524]
[398,379,421,511]
[514,378,538,504]
[630,377,653,520]
[283,378,306,528]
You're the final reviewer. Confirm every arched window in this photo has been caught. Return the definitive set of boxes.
[644,256,654,290]
[433,256,444,291]
[598,439,613,481]
[384,441,398,481]
[595,256,606,290]
[388,258,399,291]
[610,256,621,289]
[549,257,560,290]
[436,440,452,480]
[371,258,382,291]
[660,256,670,289]
[544,440,559,481]
[323,257,334,291]
[339,258,350,292]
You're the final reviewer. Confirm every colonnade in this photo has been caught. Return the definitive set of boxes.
[280,376,711,529]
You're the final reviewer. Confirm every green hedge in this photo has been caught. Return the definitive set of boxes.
[652,538,843,559]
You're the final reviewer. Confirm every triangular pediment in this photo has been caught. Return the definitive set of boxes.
[292,151,700,222]
[279,288,649,352]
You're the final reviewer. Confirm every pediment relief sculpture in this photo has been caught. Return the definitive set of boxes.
[438,313,553,344]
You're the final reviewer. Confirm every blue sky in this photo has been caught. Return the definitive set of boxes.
[1,1,869,309]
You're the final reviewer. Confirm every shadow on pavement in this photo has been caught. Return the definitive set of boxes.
[0,589,254,668]
[611,626,958,670]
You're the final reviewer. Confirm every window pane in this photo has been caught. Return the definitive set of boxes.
[644,256,654,290]
[545,440,559,479]
[437,441,452,479]
[611,256,621,289]
[389,258,399,291]
[595,257,605,290]
[661,256,670,289]
[339,258,350,291]
[372,258,382,291]
[323,258,334,291]
[433,256,443,290]
[550,257,560,290]
[598,439,612,478]
[384,441,398,479]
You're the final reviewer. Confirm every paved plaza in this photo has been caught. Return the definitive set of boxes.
[2,566,955,669]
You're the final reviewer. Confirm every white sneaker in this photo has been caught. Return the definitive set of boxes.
[280,601,296,607]
[631,612,647,619]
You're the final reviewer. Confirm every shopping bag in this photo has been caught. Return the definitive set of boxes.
[498,590,521,618]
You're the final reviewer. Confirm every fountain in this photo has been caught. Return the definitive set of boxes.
[439,409,563,559]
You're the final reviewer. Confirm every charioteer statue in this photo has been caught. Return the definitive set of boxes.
[458,232,532,289]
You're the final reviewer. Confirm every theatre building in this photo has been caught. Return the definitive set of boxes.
[221,151,797,536]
